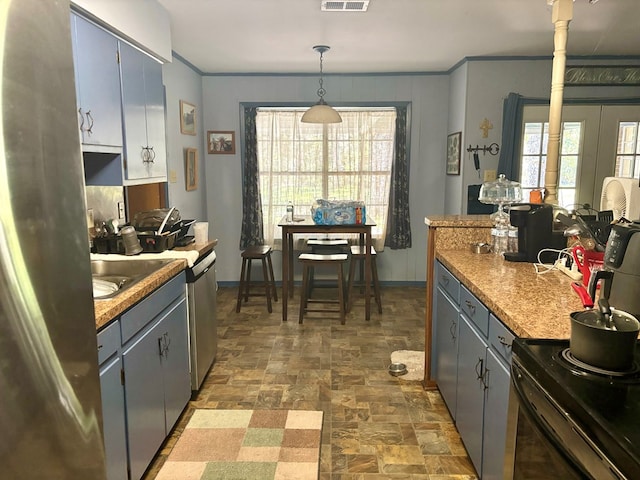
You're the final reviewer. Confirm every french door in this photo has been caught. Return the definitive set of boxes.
[520,105,640,210]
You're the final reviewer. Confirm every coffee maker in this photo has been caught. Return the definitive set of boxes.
[504,203,564,263]
[589,221,640,318]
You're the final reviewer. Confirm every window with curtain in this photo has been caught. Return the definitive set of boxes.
[255,107,397,250]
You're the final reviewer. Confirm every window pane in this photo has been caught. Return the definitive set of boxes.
[520,156,540,187]
[523,123,543,154]
[561,122,581,155]
[559,155,578,187]
[558,188,576,208]
[615,155,635,177]
[617,122,638,154]
[539,156,547,186]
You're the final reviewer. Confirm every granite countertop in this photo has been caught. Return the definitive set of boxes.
[93,239,218,330]
[425,215,493,227]
[436,249,585,339]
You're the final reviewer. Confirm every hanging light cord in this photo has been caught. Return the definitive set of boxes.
[317,50,326,101]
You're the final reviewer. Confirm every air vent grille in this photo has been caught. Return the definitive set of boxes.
[321,1,370,12]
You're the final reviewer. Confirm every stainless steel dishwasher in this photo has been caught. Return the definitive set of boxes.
[186,249,217,393]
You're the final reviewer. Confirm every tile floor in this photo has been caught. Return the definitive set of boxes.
[143,285,477,479]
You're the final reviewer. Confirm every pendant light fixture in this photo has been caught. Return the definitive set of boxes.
[301,45,342,124]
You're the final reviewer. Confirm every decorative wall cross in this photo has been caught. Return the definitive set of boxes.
[479,118,493,138]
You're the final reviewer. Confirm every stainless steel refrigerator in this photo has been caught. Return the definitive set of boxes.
[0,1,107,478]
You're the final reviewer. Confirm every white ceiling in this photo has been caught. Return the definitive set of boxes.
[156,0,640,74]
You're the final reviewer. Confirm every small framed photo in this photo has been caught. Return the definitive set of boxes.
[207,130,236,154]
[180,100,196,136]
[446,131,462,175]
[185,148,198,191]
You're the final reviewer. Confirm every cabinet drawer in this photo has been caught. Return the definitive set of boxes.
[489,313,515,364]
[97,320,120,365]
[121,273,185,344]
[460,284,489,336]
[436,262,460,304]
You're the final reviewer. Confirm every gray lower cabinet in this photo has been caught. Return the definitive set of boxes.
[482,348,511,480]
[432,261,514,479]
[456,315,488,471]
[97,321,128,480]
[434,286,460,417]
[96,273,190,480]
[121,273,189,480]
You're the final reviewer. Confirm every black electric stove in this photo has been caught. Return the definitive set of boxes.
[511,338,640,479]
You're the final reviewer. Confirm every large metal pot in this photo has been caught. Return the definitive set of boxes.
[570,300,640,371]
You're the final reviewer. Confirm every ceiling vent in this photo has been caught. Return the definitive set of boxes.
[321,1,370,12]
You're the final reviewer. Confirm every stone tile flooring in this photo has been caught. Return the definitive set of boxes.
[143,286,477,479]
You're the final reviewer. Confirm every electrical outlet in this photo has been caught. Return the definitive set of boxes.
[169,169,178,183]
[117,201,125,219]
[484,169,497,182]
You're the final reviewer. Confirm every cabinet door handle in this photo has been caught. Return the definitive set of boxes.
[464,300,475,316]
[78,108,85,132]
[141,147,151,164]
[449,321,457,340]
[441,276,449,286]
[158,333,170,357]
[148,146,155,163]
[481,365,489,390]
[475,358,484,380]
[498,335,512,348]
[85,110,94,135]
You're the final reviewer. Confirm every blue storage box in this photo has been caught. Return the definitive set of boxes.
[311,199,366,225]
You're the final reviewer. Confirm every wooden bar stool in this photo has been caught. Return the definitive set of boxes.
[306,238,349,292]
[236,245,278,313]
[347,245,382,314]
[307,238,349,252]
[298,253,348,325]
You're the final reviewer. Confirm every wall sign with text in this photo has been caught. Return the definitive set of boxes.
[565,66,640,86]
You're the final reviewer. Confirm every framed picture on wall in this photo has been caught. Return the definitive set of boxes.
[446,131,462,175]
[207,130,236,154]
[185,148,198,191]
[180,100,196,135]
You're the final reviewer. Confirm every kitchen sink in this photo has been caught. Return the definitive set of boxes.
[91,259,175,299]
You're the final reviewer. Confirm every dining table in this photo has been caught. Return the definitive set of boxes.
[278,215,376,322]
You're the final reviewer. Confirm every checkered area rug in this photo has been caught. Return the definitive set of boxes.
[155,409,323,480]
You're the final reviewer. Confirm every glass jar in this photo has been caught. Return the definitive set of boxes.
[508,226,519,253]
[494,224,508,256]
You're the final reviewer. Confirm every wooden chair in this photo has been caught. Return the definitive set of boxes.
[236,245,277,313]
[346,245,382,314]
[298,253,348,324]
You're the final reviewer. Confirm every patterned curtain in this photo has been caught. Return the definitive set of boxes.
[385,106,412,249]
[239,107,264,249]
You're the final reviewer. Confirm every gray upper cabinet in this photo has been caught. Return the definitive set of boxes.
[70,13,123,153]
[119,41,167,184]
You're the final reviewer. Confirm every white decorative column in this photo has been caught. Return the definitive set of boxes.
[544,0,573,204]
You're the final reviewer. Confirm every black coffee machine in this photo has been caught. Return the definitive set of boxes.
[589,221,640,318]
[504,203,564,263]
